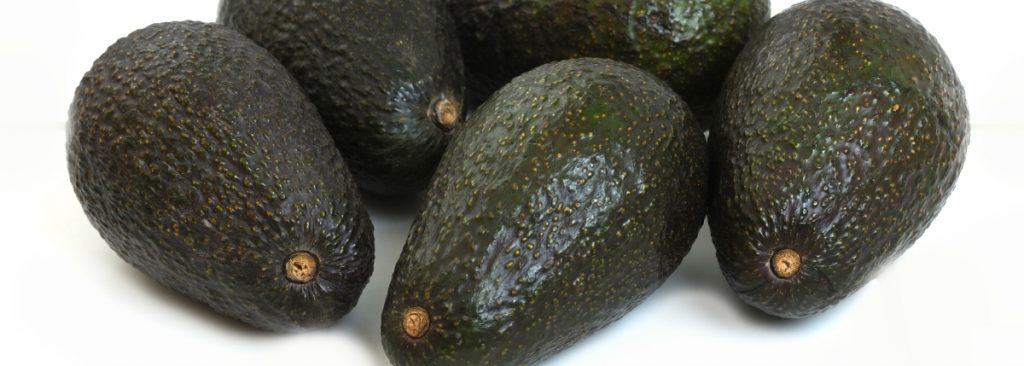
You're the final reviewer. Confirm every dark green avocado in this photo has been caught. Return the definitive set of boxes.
[219,0,465,196]
[67,21,374,331]
[382,58,707,365]
[449,0,770,127]
[709,0,969,318]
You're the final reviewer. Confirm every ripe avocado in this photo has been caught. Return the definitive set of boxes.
[382,58,707,365]
[219,0,465,196]
[449,0,770,127]
[68,22,374,331]
[709,0,969,318]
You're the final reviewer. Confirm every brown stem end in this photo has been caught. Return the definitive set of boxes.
[402,307,430,339]
[771,248,801,279]
[431,97,461,132]
[284,251,319,284]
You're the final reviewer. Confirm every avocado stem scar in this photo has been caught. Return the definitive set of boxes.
[402,307,430,339]
[284,251,319,284]
[771,248,801,279]
[432,97,461,132]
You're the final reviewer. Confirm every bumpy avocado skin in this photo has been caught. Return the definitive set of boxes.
[709,0,969,318]
[219,0,464,196]
[68,22,374,331]
[450,0,769,127]
[382,58,707,365]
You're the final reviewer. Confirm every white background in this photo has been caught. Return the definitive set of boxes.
[1,1,1021,365]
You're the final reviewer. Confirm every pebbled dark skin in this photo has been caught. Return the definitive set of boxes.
[219,0,465,196]
[709,0,969,318]
[382,58,707,365]
[449,0,769,128]
[68,22,374,331]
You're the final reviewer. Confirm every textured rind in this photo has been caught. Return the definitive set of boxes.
[709,0,969,318]
[219,0,465,195]
[382,58,707,365]
[449,0,770,127]
[67,22,374,331]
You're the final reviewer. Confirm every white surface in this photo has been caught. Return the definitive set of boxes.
[2,1,1022,365]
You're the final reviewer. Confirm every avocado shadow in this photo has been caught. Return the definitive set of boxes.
[118,264,276,337]
[359,189,425,217]
[333,202,416,364]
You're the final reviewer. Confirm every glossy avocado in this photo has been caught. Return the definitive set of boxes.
[219,0,464,196]
[709,0,969,318]
[68,22,374,331]
[449,0,770,126]
[382,58,707,365]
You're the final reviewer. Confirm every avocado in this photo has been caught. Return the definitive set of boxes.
[68,21,374,331]
[449,0,770,127]
[381,58,707,365]
[219,0,465,196]
[709,0,969,318]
